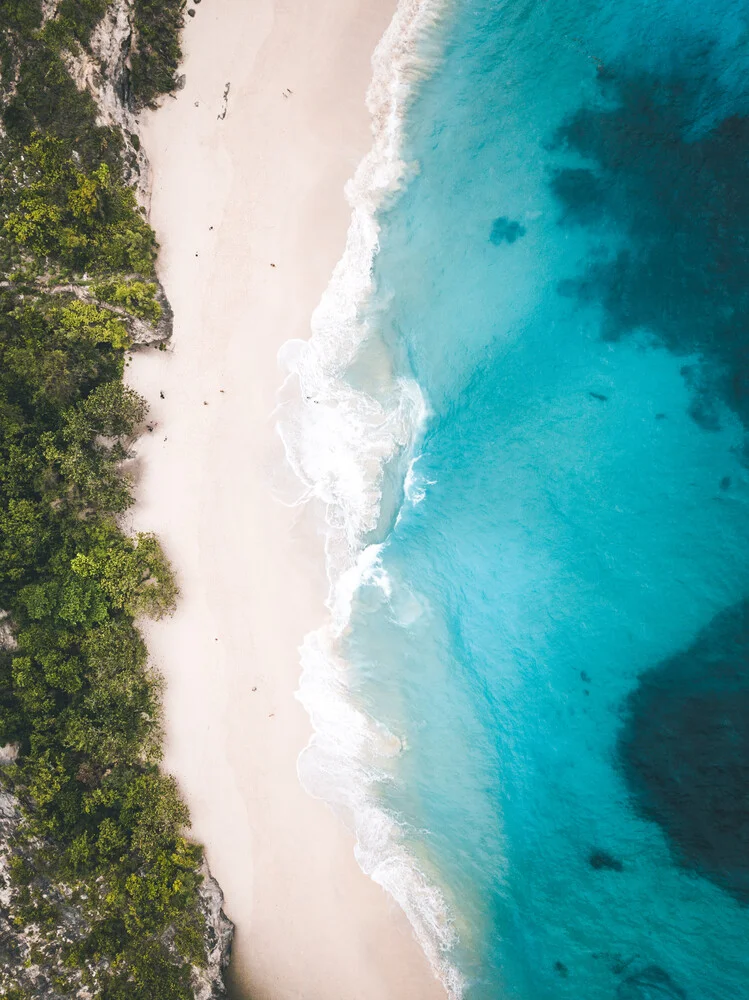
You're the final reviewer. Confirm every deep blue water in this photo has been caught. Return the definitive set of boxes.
[342,0,749,996]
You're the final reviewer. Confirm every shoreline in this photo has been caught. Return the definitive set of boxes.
[275,0,463,992]
[125,1,447,997]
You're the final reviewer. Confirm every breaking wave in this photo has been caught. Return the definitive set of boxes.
[275,0,463,995]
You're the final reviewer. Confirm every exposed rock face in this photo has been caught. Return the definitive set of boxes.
[0,794,33,991]
[0,791,94,999]
[60,0,174,346]
[0,613,16,653]
[0,778,234,998]
[61,0,149,198]
[195,865,234,1000]
[50,281,173,346]
[40,1,60,25]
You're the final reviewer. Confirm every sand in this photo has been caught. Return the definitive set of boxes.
[124,1,447,998]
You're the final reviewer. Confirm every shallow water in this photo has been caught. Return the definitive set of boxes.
[329,0,749,996]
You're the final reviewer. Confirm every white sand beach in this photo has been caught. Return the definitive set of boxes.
[125,1,446,997]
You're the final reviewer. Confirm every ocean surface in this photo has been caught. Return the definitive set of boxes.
[279,0,749,997]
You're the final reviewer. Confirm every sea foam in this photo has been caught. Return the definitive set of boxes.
[275,0,463,995]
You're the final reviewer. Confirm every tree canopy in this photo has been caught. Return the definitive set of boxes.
[0,2,216,997]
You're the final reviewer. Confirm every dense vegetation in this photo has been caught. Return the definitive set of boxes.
[0,0,184,121]
[0,2,217,998]
[130,0,185,109]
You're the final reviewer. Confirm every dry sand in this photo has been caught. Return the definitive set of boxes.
[125,1,447,998]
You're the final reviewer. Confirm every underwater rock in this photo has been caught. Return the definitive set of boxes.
[551,66,749,430]
[617,965,687,1000]
[619,600,749,902]
[589,849,624,871]
[489,216,526,245]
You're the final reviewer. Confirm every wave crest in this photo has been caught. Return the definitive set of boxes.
[276,0,463,996]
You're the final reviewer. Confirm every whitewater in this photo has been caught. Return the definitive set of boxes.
[276,0,463,994]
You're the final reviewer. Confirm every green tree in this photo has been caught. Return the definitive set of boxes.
[94,278,162,321]
[0,499,47,593]
[58,301,130,350]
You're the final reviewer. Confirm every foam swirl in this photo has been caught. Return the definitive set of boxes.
[276,1,463,995]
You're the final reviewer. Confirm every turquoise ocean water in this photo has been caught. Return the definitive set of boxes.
[280,0,749,996]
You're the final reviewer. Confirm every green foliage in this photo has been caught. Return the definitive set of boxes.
[55,0,110,45]
[0,0,122,168]
[58,301,130,349]
[0,1,42,34]
[71,528,178,619]
[0,3,42,118]
[130,0,185,108]
[3,42,120,169]
[102,940,193,1000]
[0,292,122,415]
[36,379,146,514]
[94,279,163,321]
[0,4,210,998]
[2,136,156,277]
[0,501,47,594]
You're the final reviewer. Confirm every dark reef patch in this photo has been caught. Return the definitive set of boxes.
[589,849,623,871]
[550,66,749,431]
[489,216,526,245]
[619,601,749,902]
[617,966,687,1000]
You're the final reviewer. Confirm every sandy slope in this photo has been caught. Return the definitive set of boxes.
[125,1,446,997]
